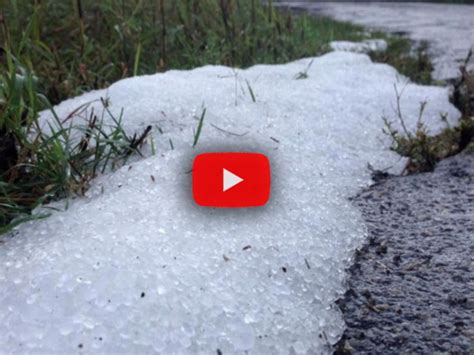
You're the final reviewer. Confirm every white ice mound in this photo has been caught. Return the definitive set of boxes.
[0,52,459,354]
[330,39,388,54]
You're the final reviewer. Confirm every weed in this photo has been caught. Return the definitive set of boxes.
[246,80,257,103]
[453,49,474,116]
[0,52,150,233]
[193,108,206,148]
[383,84,474,173]
[295,59,314,80]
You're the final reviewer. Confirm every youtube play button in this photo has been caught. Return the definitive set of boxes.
[223,169,243,192]
[192,152,271,207]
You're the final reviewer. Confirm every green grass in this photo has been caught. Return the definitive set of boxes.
[369,37,434,85]
[1,0,368,105]
[193,108,206,148]
[0,53,151,232]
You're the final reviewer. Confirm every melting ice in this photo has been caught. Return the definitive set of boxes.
[0,52,459,353]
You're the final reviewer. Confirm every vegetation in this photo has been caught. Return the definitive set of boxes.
[0,0,369,105]
[369,38,433,85]
[384,105,474,173]
[383,53,474,174]
[0,53,152,233]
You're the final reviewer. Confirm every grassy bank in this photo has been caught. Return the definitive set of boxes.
[1,0,369,105]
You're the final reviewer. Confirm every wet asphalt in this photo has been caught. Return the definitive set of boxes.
[275,1,474,80]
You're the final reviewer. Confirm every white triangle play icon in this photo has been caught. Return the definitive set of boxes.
[223,168,244,192]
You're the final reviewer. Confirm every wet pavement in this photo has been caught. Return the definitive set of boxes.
[276,1,474,80]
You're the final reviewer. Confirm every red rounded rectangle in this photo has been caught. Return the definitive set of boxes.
[192,152,271,208]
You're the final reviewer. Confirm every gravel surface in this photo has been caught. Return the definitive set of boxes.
[276,1,474,80]
[334,152,474,354]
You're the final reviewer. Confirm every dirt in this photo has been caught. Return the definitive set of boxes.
[334,151,474,354]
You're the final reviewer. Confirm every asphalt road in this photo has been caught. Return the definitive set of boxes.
[276,1,474,80]
[335,151,474,353]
